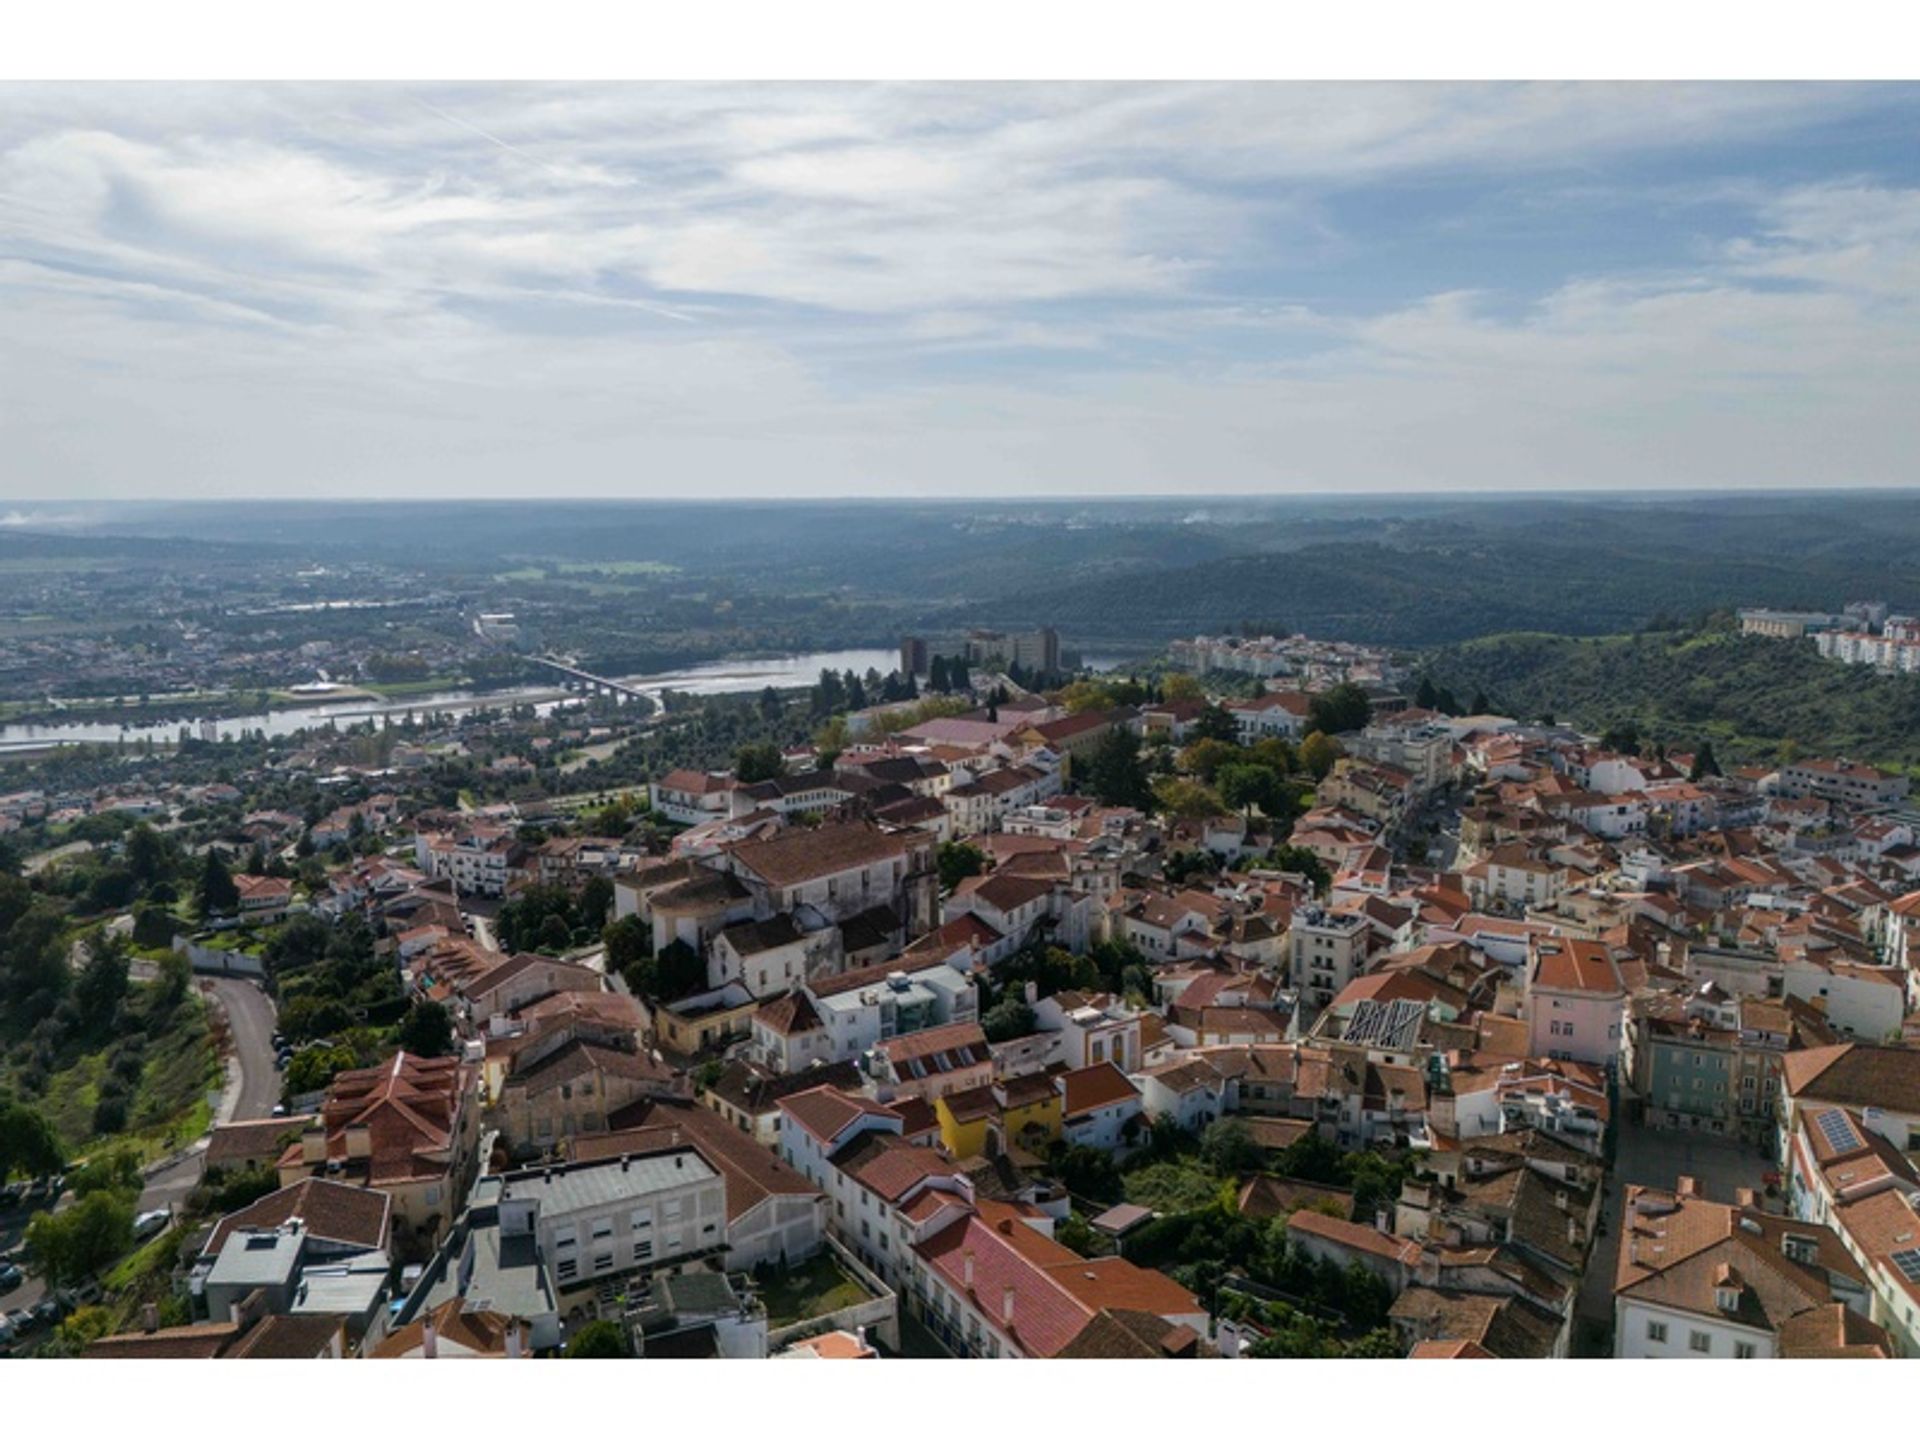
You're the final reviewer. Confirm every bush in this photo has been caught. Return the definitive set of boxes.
[565,1319,631,1358]
[26,1190,135,1286]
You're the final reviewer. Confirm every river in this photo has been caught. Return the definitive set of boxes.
[0,647,902,755]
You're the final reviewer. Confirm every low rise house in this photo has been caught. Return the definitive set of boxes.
[234,873,293,925]
[277,1052,480,1257]
[1524,936,1627,1071]
[1613,1177,1888,1358]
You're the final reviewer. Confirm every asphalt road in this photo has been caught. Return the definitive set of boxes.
[207,977,281,1125]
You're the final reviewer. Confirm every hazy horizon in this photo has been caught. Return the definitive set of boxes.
[4,81,1920,501]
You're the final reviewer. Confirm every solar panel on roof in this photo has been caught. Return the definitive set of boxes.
[1892,1248,1920,1283]
[1817,1108,1860,1152]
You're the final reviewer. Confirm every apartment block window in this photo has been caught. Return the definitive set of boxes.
[556,1258,577,1283]
[632,1239,653,1264]
[1688,1331,1711,1353]
[1645,1319,1668,1344]
[1734,1342,1756,1359]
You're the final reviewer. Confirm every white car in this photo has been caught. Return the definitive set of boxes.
[133,1208,171,1240]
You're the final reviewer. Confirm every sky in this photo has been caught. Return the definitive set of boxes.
[3,81,1920,500]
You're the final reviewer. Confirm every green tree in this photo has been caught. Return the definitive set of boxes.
[0,896,68,1022]
[1152,776,1225,820]
[285,1042,357,1095]
[937,841,986,892]
[981,995,1035,1042]
[602,914,650,976]
[565,1319,631,1357]
[74,933,132,1034]
[1690,741,1722,780]
[577,875,615,931]
[652,939,706,1001]
[1190,703,1240,744]
[1217,763,1284,816]
[1199,1118,1262,1177]
[1600,721,1641,756]
[70,1146,142,1198]
[733,742,785,784]
[1179,737,1242,785]
[1084,726,1155,810]
[197,849,239,917]
[396,1001,455,1059]
[1307,683,1372,736]
[124,822,172,890]
[0,1100,64,1181]
[1298,730,1342,781]
[1267,845,1332,894]
[130,901,181,951]
[810,668,846,717]
[26,1190,135,1286]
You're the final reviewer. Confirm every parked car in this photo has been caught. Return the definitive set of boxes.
[56,1280,101,1308]
[0,1263,22,1293]
[6,1306,37,1334]
[132,1209,171,1241]
[30,1298,61,1326]
[0,1182,25,1209]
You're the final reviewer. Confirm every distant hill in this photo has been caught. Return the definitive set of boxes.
[1423,626,1920,770]
[988,538,1920,649]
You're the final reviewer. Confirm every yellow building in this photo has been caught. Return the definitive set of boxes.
[934,1074,1062,1159]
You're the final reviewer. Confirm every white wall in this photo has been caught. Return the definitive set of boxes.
[1613,1299,1771,1359]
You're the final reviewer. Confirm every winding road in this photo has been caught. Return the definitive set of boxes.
[140,977,280,1212]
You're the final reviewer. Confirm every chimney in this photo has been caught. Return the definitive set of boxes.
[422,1315,439,1359]
[1567,1216,1583,1248]
[141,1303,160,1334]
[963,1249,975,1289]
[1734,1187,1758,1210]
[1675,1175,1699,1198]
[1002,1284,1017,1328]
[506,1320,523,1360]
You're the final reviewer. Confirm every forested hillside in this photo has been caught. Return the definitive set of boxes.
[1423,625,1920,769]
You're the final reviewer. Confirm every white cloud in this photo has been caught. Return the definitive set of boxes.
[0,82,1916,498]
